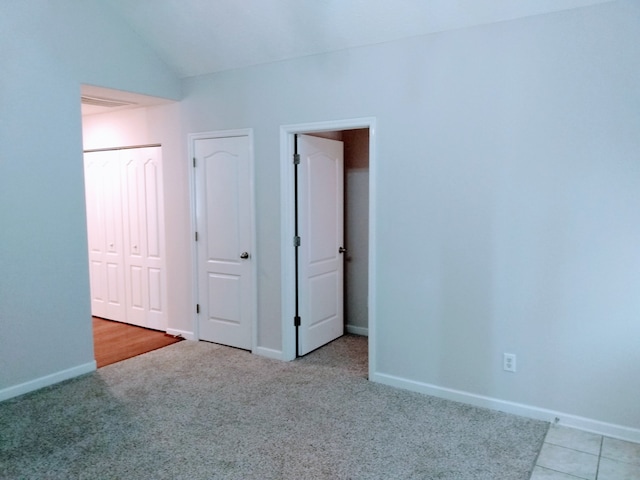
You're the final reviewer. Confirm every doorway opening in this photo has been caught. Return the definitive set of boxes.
[80,85,176,366]
[280,118,376,378]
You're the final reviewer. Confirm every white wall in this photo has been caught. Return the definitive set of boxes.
[0,1,180,399]
[180,1,640,438]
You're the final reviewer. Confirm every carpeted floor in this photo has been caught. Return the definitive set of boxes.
[0,335,548,479]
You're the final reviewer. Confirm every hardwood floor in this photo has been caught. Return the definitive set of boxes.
[93,317,183,368]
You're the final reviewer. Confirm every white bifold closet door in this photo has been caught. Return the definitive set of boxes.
[84,146,167,331]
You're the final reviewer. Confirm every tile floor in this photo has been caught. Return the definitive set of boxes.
[530,425,640,479]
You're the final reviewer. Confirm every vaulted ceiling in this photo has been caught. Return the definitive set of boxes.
[104,0,614,79]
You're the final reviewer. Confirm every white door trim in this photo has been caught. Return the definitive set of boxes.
[188,129,257,351]
[279,118,377,378]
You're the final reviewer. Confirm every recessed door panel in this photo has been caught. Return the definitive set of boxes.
[144,159,161,258]
[148,268,163,312]
[307,154,340,264]
[129,265,144,307]
[309,271,339,327]
[207,274,241,324]
[205,152,241,262]
[90,260,104,301]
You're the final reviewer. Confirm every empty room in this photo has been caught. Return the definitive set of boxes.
[1,1,639,478]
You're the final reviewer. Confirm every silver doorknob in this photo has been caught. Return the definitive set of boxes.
[240,252,250,259]
[338,247,347,254]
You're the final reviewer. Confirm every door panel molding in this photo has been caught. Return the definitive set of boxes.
[280,118,377,374]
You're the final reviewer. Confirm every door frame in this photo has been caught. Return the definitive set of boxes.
[279,118,377,375]
[188,129,257,350]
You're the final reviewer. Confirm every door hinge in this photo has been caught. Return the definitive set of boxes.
[195,231,198,242]
[196,304,200,314]
[293,153,300,165]
[294,315,301,327]
[293,235,301,247]
[193,157,196,167]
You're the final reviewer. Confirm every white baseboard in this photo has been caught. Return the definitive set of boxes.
[346,324,368,336]
[253,346,283,360]
[166,328,196,341]
[552,412,640,444]
[0,361,97,402]
[371,371,640,444]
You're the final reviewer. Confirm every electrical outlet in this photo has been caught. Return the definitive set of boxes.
[503,353,516,372]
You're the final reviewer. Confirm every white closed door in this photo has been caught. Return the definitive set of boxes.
[121,147,167,330]
[194,136,253,350]
[84,146,167,331]
[297,134,345,356]
[84,151,126,321]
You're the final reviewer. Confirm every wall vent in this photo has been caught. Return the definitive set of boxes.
[80,95,137,108]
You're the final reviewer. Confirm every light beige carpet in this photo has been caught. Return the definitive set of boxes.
[0,335,547,479]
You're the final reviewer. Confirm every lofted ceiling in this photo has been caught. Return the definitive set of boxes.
[104,0,614,79]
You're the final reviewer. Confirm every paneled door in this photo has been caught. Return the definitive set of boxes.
[84,146,167,331]
[121,147,167,330]
[84,150,127,321]
[296,134,345,355]
[194,135,253,350]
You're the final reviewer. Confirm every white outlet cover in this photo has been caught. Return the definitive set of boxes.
[503,353,517,372]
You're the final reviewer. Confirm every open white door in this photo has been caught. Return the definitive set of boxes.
[297,134,345,355]
[194,135,253,350]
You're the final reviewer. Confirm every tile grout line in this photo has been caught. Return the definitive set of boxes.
[544,441,601,457]
[536,464,592,479]
[594,435,603,480]
[529,421,551,479]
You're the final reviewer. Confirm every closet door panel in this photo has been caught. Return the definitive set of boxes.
[122,154,146,327]
[120,147,167,330]
[85,146,166,330]
[84,151,126,322]
[141,151,166,330]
